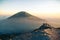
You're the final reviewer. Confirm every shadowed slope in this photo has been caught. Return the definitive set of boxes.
[0,11,45,34]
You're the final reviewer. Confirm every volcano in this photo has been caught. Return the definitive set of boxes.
[0,11,45,34]
[8,11,33,18]
[0,11,59,40]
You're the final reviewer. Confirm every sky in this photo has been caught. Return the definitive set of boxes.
[0,0,60,18]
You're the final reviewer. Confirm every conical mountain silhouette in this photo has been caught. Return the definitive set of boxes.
[9,11,32,19]
[0,11,45,34]
[8,11,33,19]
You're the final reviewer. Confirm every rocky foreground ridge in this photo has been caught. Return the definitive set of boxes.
[0,23,60,40]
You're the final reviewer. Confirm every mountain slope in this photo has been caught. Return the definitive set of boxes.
[0,11,45,34]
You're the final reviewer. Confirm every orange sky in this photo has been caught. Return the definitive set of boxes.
[0,11,60,19]
[0,0,60,19]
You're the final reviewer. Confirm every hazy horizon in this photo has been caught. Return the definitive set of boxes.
[0,0,60,19]
[0,0,60,28]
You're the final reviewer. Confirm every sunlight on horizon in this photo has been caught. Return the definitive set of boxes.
[0,0,60,18]
[0,11,60,19]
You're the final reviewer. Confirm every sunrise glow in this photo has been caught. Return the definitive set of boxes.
[0,0,60,18]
